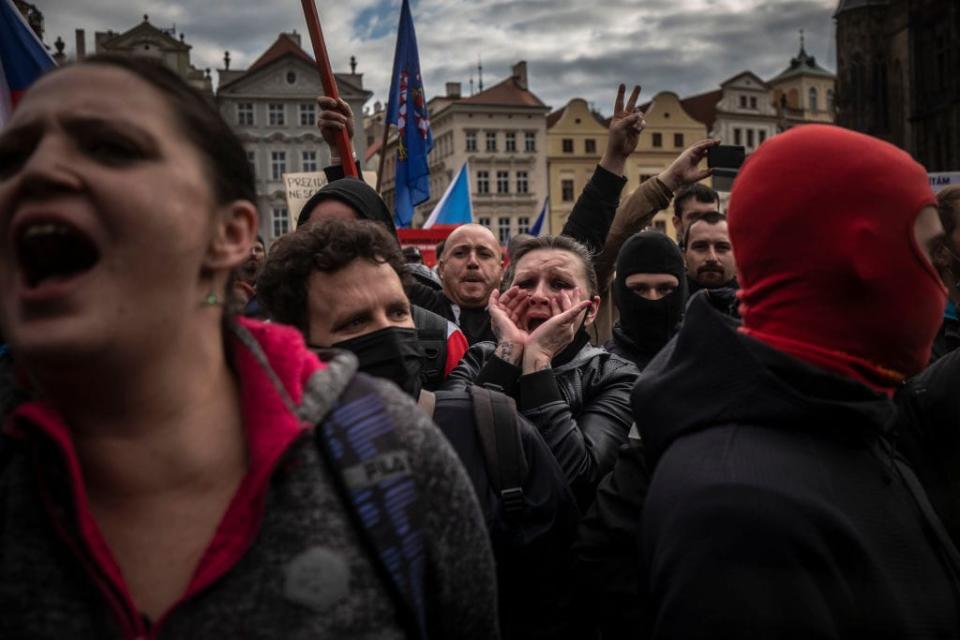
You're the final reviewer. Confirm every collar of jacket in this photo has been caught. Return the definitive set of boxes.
[3,318,358,635]
[634,294,895,466]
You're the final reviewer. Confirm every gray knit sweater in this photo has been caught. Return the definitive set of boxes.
[0,321,499,639]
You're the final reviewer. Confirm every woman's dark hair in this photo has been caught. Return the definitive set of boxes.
[74,54,256,206]
[502,234,598,297]
[257,218,408,333]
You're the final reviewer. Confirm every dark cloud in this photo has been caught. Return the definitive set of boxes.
[34,0,836,119]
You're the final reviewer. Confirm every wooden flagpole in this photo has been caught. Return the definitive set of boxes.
[300,0,359,178]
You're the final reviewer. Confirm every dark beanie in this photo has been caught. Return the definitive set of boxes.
[297,177,398,238]
[613,230,687,355]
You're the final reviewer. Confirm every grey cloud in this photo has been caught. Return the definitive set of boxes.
[36,0,836,120]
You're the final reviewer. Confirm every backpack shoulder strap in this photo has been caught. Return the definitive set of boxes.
[469,385,528,517]
[314,374,429,640]
[411,305,449,388]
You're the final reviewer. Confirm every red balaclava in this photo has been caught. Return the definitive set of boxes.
[729,124,945,394]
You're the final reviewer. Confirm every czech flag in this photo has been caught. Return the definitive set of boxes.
[423,162,472,228]
[0,0,55,128]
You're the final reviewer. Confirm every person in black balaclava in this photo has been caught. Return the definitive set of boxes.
[606,231,688,370]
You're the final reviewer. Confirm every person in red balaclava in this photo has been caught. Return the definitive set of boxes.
[622,124,960,638]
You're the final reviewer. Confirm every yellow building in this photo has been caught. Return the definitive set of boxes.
[547,92,707,238]
[545,99,608,233]
[770,41,836,128]
[624,92,708,238]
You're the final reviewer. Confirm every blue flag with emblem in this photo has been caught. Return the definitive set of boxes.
[385,0,432,228]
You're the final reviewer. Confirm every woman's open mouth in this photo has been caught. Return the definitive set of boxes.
[526,315,549,332]
[16,220,100,290]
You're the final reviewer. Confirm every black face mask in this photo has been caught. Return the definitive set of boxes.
[331,326,425,398]
[613,231,688,357]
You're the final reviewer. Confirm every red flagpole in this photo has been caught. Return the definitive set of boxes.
[300,0,360,178]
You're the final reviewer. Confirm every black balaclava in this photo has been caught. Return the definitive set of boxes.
[330,326,424,398]
[297,178,398,238]
[612,231,688,357]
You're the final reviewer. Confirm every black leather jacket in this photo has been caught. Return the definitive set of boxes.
[444,336,639,509]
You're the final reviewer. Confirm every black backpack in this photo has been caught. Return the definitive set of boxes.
[468,385,529,518]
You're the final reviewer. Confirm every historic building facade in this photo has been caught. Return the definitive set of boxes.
[381,61,550,242]
[835,0,959,171]
[769,41,837,129]
[216,33,371,243]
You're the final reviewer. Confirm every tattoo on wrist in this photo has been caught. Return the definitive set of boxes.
[495,341,521,365]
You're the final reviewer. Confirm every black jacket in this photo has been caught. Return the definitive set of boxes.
[931,316,960,363]
[634,295,960,638]
[431,389,580,639]
[561,165,628,257]
[443,335,639,509]
[897,347,960,550]
[604,324,658,371]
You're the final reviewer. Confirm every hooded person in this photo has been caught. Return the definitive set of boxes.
[293,178,467,388]
[606,231,687,369]
[619,124,960,638]
[297,178,398,237]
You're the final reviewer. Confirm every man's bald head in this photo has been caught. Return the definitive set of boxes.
[438,224,503,308]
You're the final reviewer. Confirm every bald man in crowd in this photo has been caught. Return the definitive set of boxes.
[409,224,504,345]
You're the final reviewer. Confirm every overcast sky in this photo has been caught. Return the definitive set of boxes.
[36,0,838,116]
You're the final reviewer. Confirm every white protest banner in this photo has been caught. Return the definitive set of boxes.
[282,170,383,230]
[929,172,960,192]
[283,172,328,229]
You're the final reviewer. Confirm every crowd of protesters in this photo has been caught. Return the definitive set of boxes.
[2,54,960,640]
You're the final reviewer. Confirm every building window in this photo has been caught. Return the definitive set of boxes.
[505,131,517,152]
[651,133,662,148]
[477,170,490,194]
[734,128,742,146]
[759,130,767,144]
[826,89,834,113]
[271,207,289,238]
[518,216,530,234]
[302,150,317,172]
[561,179,575,202]
[286,71,297,85]
[498,217,511,244]
[268,103,285,127]
[300,103,316,127]
[496,171,509,194]
[654,220,666,233]
[640,173,655,182]
[525,132,536,152]
[562,138,574,153]
[466,131,477,152]
[478,216,491,228]
[750,96,758,109]
[246,150,256,177]
[674,133,684,148]
[739,95,747,108]
[271,151,286,180]
[808,87,818,111]
[237,103,254,126]
[747,129,755,147]
[486,131,497,152]
[516,171,529,194]
[585,138,597,154]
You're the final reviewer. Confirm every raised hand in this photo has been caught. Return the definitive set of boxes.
[601,84,645,177]
[489,286,530,366]
[523,288,593,373]
[316,96,355,153]
[658,138,720,192]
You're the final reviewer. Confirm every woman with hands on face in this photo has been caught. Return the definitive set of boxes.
[444,236,640,509]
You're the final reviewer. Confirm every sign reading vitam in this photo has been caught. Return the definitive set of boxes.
[282,170,381,231]
[929,172,960,192]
